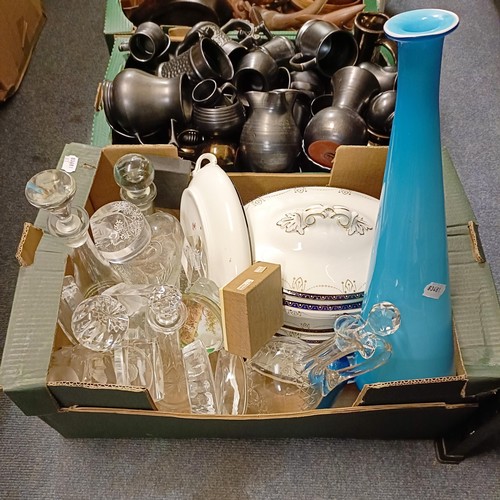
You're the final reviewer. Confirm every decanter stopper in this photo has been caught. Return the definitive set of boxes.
[335,301,400,358]
[146,285,187,332]
[71,295,129,352]
[113,154,157,215]
[25,169,87,244]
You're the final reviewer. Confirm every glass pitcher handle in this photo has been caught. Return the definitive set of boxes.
[320,337,393,395]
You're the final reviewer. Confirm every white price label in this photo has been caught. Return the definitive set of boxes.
[237,279,254,291]
[61,155,79,172]
[423,282,446,299]
[254,266,267,274]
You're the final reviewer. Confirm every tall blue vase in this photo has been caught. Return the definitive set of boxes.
[355,9,460,386]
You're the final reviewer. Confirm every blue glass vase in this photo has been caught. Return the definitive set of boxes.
[355,9,460,386]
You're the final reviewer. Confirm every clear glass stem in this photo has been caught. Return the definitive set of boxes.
[323,339,392,395]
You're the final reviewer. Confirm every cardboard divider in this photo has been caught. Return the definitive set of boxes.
[328,145,387,199]
[48,381,156,411]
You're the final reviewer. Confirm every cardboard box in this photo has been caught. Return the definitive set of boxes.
[221,262,283,358]
[1,143,499,440]
[103,0,385,51]
[0,0,46,102]
[95,0,389,146]
[103,0,303,52]
[104,0,134,52]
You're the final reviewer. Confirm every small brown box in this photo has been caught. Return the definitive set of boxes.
[220,262,283,359]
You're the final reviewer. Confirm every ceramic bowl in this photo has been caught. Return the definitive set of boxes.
[180,153,252,288]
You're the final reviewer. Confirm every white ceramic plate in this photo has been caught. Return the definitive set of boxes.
[180,154,252,288]
[244,186,379,298]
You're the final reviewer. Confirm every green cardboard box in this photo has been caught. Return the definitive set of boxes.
[1,143,499,446]
[104,0,134,52]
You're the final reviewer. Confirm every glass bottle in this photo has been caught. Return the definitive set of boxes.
[182,277,223,353]
[182,339,219,414]
[25,169,120,297]
[145,285,191,412]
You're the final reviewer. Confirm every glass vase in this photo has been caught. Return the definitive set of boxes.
[356,9,460,386]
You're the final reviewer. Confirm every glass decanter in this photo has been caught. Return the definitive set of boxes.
[303,301,401,393]
[90,200,183,286]
[113,153,157,216]
[147,210,184,288]
[102,283,166,401]
[25,169,120,297]
[145,285,191,412]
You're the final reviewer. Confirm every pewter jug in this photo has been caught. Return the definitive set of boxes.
[237,90,302,172]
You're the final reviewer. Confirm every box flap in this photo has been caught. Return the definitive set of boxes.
[0,245,68,415]
[0,143,102,416]
[329,145,387,199]
[228,172,330,206]
[442,149,500,394]
[48,382,156,411]
[442,148,477,226]
[41,402,477,439]
[16,222,43,267]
